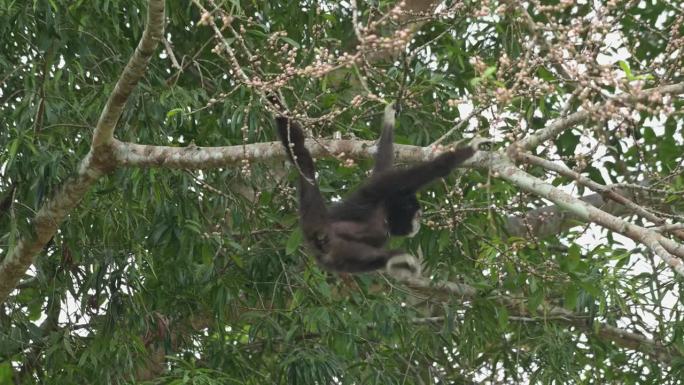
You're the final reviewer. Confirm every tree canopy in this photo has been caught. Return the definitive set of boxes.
[1,0,683,383]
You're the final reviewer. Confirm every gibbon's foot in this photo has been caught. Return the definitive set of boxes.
[386,254,422,280]
[469,136,493,151]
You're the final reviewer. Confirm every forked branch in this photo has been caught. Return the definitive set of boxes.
[0,0,165,304]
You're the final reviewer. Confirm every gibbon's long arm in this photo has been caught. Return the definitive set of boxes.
[372,104,396,175]
[275,116,315,178]
[355,146,475,201]
[275,117,329,248]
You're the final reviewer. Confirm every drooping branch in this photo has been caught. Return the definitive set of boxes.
[134,272,676,379]
[0,0,165,304]
[402,276,677,365]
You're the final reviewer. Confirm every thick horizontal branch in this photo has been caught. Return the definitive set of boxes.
[111,138,435,168]
[115,139,675,243]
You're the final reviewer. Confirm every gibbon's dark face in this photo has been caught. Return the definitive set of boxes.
[386,195,422,237]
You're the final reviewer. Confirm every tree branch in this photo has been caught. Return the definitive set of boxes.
[490,153,684,277]
[111,138,433,169]
[503,185,667,239]
[0,0,165,304]
[519,152,684,241]
[514,82,684,151]
[401,276,678,365]
[92,0,165,148]
[116,138,676,241]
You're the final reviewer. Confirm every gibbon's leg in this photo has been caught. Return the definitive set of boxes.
[319,239,403,274]
[372,104,396,174]
[386,253,422,280]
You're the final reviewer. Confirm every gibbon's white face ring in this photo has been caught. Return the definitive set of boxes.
[407,209,422,238]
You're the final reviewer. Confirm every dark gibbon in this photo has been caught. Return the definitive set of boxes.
[275,104,480,279]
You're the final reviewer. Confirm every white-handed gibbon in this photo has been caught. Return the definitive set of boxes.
[275,103,480,279]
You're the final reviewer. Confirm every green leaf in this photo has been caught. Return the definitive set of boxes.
[537,67,556,82]
[6,138,20,170]
[280,36,301,48]
[166,108,183,119]
[579,280,601,298]
[317,281,331,299]
[618,60,634,80]
[496,306,509,329]
[528,289,544,314]
[564,285,579,310]
[62,332,75,358]
[183,219,203,235]
[0,362,13,385]
[230,253,245,268]
[286,228,303,255]
[555,131,580,157]
[566,244,581,271]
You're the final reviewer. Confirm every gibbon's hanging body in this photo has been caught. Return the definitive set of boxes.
[275,104,478,279]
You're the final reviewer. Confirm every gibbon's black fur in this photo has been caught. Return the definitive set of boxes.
[275,104,477,278]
